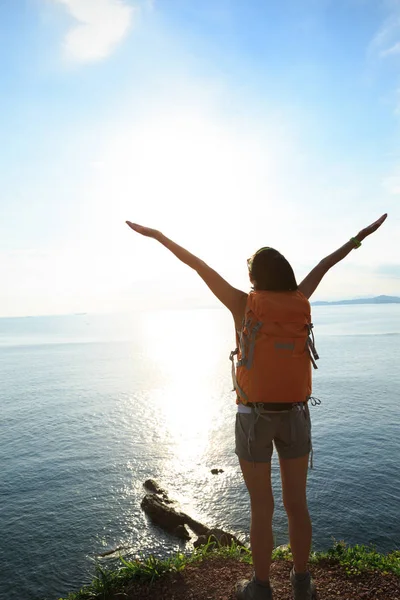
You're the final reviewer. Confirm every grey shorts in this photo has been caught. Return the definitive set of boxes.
[235,403,312,463]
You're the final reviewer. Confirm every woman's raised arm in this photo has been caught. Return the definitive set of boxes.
[298,213,388,300]
[126,222,247,314]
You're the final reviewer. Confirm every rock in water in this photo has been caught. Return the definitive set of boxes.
[141,494,189,538]
[141,480,211,540]
[173,525,191,540]
[143,479,173,503]
[181,514,209,536]
[144,479,166,495]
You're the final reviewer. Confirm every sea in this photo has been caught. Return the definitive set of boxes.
[1,304,399,600]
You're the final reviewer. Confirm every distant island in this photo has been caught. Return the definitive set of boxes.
[312,295,400,306]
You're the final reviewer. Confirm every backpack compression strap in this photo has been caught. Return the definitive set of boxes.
[307,323,319,369]
[229,348,249,403]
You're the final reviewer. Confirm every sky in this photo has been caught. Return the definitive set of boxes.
[0,0,399,317]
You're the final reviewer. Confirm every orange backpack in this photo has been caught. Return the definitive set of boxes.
[229,290,319,404]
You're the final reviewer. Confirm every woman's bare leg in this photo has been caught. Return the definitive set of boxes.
[279,454,311,573]
[239,458,274,582]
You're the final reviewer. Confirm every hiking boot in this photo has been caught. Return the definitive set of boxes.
[235,575,273,600]
[290,567,317,600]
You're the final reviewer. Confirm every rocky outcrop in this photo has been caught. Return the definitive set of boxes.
[141,481,210,540]
[141,480,245,550]
[143,479,173,504]
[141,493,191,540]
[182,514,209,536]
[144,479,167,495]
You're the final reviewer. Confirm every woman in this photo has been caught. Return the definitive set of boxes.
[126,213,387,600]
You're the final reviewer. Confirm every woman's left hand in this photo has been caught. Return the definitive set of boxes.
[126,221,161,240]
[357,213,387,242]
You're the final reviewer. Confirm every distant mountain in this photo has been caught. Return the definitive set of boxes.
[312,295,400,306]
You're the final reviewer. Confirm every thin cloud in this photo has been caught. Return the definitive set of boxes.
[53,0,135,63]
[369,5,400,58]
[381,40,400,56]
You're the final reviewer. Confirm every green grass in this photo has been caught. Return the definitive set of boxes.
[317,541,400,577]
[58,540,400,600]
[272,541,400,577]
[273,541,400,577]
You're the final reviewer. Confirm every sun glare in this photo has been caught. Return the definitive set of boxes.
[83,111,278,248]
[140,310,227,465]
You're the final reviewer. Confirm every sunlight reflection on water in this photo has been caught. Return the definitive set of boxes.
[139,309,231,469]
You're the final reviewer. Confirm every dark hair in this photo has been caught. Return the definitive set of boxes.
[248,247,298,292]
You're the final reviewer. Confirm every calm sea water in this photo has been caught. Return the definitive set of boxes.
[1,305,399,600]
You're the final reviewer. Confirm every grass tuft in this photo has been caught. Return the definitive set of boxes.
[316,540,400,577]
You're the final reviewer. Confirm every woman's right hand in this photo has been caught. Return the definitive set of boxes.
[126,221,161,240]
[357,213,387,242]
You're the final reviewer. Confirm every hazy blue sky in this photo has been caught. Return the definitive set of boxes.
[1,0,399,316]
